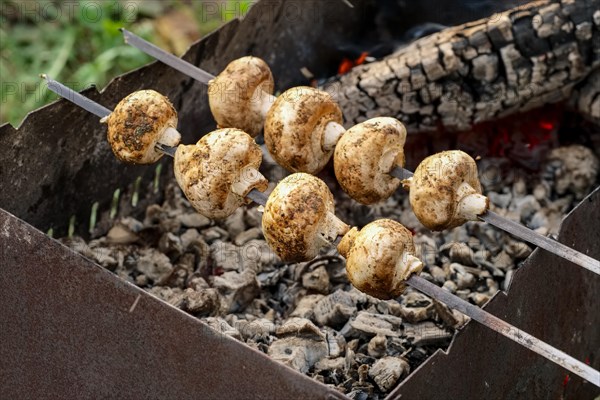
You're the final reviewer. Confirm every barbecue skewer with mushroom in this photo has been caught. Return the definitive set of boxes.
[336,135,600,273]
[122,29,349,173]
[102,89,181,164]
[42,75,182,165]
[40,79,600,387]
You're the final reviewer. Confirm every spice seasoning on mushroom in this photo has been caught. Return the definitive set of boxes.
[334,117,407,204]
[338,219,423,299]
[264,87,344,174]
[104,90,180,164]
[208,56,275,137]
[174,128,268,219]
[408,150,489,231]
[262,173,349,262]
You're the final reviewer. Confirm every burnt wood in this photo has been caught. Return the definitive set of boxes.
[327,0,600,132]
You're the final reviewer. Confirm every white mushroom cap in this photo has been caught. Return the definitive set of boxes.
[174,128,268,219]
[262,173,349,262]
[208,56,274,137]
[105,90,179,164]
[338,219,423,299]
[409,150,489,231]
[264,87,343,174]
[334,117,407,204]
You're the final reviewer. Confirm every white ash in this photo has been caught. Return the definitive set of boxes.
[59,145,598,399]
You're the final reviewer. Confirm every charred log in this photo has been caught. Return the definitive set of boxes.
[326,0,600,132]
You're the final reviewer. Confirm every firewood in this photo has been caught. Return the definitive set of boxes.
[325,0,600,132]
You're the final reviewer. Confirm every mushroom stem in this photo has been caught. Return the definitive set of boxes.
[254,90,277,120]
[401,177,413,190]
[378,148,404,174]
[457,193,489,221]
[231,166,268,198]
[322,121,346,151]
[158,126,182,147]
[399,253,424,280]
[320,212,350,243]
[337,227,359,257]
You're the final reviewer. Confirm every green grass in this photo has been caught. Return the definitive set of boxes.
[1,0,251,127]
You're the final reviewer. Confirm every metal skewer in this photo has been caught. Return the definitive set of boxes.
[120,29,216,84]
[118,31,600,272]
[247,185,599,387]
[390,166,600,275]
[41,80,600,386]
[407,275,599,387]
[43,75,178,159]
[41,74,111,119]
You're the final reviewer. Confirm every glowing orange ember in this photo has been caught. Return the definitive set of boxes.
[338,52,369,75]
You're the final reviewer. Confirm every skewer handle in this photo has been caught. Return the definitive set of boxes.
[407,275,600,387]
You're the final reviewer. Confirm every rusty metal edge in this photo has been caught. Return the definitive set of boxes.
[0,207,348,399]
[387,186,600,399]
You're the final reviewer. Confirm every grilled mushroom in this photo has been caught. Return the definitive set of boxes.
[264,87,345,174]
[409,150,489,231]
[104,90,180,164]
[262,173,349,262]
[338,219,423,299]
[174,128,268,219]
[208,56,275,137]
[334,117,407,204]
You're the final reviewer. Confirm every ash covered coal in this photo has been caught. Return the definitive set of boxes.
[60,144,598,399]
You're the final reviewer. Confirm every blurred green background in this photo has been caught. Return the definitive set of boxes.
[0,0,252,126]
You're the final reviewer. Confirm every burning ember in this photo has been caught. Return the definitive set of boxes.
[338,51,369,75]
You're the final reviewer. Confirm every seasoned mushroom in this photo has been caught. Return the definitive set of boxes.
[334,117,407,204]
[262,173,349,262]
[264,86,345,174]
[208,56,275,137]
[338,219,423,299]
[104,90,180,164]
[409,150,489,231]
[174,128,268,219]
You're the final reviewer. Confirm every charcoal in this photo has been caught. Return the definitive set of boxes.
[158,232,183,258]
[223,207,245,238]
[180,228,200,249]
[184,288,220,316]
[368,356,410,392]
[302,266,330,294]
[210,269,260,313]
[204,317,240,340]
[404,322,452,347]
[235,318,276,341]
[136,249,173,282]
[268,336,328,374]
[234,227,262,246]
[277,318,325,340]
[148,286,185,308]
[314,290,357,329]
[178,212,211,229]
[367,334,388,358]
[341,312,403,339]
[106,223,139,244]
[290,294,325,320]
